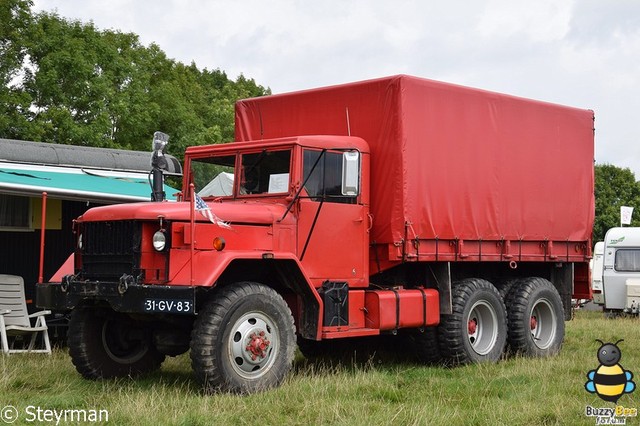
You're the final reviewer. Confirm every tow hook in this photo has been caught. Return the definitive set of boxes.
[60,274,76,293]
[118,274,134,295]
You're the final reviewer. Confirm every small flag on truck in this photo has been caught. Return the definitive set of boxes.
[195,193,232,229]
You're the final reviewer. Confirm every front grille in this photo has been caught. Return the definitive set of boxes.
[81,221,142,281]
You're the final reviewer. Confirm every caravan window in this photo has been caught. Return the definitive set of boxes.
[614,249,640,272]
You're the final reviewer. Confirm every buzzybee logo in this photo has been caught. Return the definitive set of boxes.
[584,339,637,425]
[585,339,635,403]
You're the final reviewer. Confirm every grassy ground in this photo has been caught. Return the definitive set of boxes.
[1,310,638,425]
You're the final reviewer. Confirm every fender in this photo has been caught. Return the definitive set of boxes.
[167,250,323,339]
[210,252,324,340]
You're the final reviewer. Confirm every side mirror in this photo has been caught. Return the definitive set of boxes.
[341,151,360,196]
[151,131,170,170]
[151,131,169,201]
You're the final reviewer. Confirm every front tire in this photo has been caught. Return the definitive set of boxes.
[190,282,296,394]
[505,277,564,357]
[68,307,165,379]
[438,278,507,365]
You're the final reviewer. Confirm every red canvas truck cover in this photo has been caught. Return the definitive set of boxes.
[235,75,595,263]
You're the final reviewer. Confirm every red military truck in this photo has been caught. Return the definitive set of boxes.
[37,75,594,393]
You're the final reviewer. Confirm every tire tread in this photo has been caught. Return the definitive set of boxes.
[505,277,564,357]
[68,307,165,380]
[438,278,507,365]
[190,282,296,393]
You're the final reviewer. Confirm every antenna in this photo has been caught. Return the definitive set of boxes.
[345,107,351,136]
[258,105,264,139]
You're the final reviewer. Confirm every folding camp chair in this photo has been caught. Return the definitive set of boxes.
[0,274,51,354]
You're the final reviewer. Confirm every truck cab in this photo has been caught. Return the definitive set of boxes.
[37,135,387,393]
[185,135,370,290]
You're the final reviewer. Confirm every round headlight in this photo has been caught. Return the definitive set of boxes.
[153,230,167,251]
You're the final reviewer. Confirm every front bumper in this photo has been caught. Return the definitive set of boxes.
[36,280,197,315]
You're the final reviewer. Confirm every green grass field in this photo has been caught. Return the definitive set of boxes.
[1,310,638,425]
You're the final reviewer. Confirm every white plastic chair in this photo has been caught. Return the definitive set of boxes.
[0,274,51,354]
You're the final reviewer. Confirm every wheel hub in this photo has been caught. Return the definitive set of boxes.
[229,312,279,379]
[466,300,499,355]
[529,298,557,349]
[468,318,478,335]
[530,315,538,331]
[246,331,271,360]
[102,318,149,363]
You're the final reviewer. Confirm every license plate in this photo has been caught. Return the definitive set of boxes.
[143,298,194,314]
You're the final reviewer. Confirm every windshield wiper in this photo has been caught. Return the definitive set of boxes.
[279,149,326,221]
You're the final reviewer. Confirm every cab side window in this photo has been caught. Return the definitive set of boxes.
[303,150,356,204]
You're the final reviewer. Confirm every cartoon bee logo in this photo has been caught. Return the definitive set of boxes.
[585,339,636,403]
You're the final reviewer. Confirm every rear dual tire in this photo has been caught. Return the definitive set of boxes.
[438,278,507,365]
[505,277,564,357]
[418,277,564,364]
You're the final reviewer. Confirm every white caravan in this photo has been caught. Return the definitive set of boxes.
[595,227,640,314]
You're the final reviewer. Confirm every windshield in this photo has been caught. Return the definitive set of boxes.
[190,149,292,197]
[240,150,291,195]
[192,155,235,197]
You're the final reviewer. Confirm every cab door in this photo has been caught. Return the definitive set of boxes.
[297,149,368,288]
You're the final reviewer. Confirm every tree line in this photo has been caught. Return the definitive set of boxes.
[0,0,268,158]
[594,164,640,242]
[1,1,638,243]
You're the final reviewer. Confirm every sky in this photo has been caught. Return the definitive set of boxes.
[32,0,640,177]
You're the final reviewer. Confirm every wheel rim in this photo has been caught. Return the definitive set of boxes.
[466,300,498,355]
[228,312,279,380]
[101,318,149,364]
[529,298,556,349]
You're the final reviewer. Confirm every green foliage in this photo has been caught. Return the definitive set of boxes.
[0,2,270,159]
[0,0,33,137]
[594,164,640,242]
